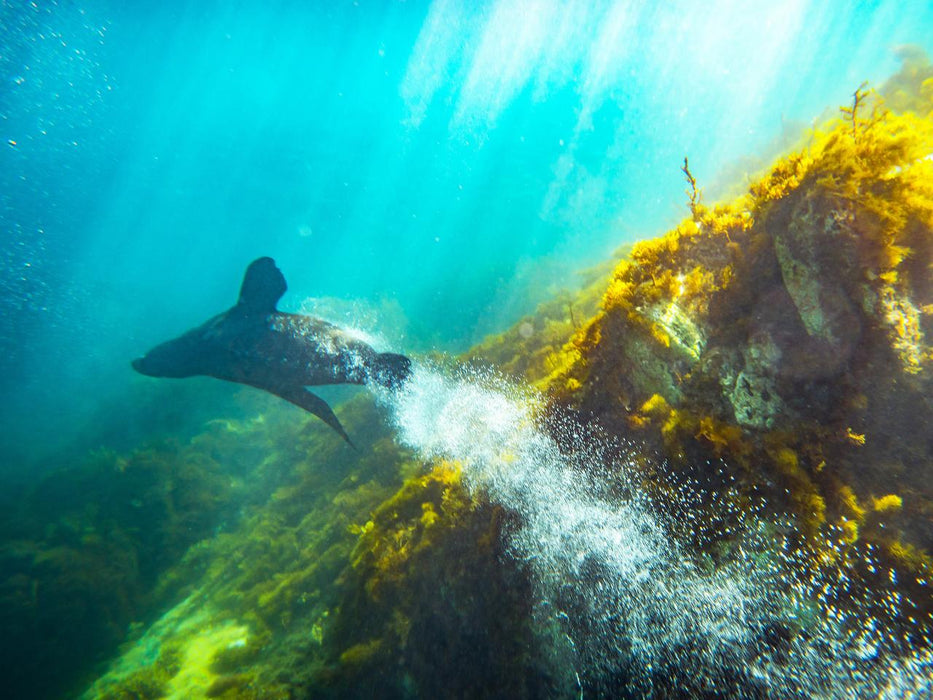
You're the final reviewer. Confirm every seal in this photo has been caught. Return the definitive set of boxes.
[132,257,411,446]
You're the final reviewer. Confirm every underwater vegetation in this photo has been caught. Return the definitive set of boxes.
[78,399,558,700]
[534,55,933,632]
[0,433,239,698]
[322,460,557,698]
[6,49,933,700]
[0,387,405,699]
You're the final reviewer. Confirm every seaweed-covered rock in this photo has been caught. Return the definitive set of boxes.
[77,394,412,700]
[320,461,555,698]
[0,441,237,699]
[0,391,400,700]
[540,71,933,620]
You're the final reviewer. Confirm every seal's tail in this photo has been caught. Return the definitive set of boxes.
[368,352,412,389]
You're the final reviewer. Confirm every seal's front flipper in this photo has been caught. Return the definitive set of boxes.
[272,385,355,449]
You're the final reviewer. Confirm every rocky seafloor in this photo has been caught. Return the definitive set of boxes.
[3,55,933,699]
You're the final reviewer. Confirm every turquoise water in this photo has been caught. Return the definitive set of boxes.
[2,1,933,698]
[3,0,932,462]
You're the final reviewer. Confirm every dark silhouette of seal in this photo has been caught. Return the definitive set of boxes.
[132,257,411,446]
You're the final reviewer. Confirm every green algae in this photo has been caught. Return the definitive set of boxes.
[81,596,250,700]
[0,439,240,699]
[0,386,407,699]
[62,393,409,699]
[75,422,552,698]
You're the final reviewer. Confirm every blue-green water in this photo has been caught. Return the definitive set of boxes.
[3,0,932,464]
[2,2,933,698]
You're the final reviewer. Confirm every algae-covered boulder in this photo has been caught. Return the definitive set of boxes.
[319,461,556,698]
[539,72,933,612]
[0,439,240,699]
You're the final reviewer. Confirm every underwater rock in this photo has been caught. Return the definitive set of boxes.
[0,391,400,700]
[0,440,242,700]
[536,69,933,625]
[720,331,784,429]
[321,462,558,698]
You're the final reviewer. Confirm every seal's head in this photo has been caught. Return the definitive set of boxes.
[132,332,203,378]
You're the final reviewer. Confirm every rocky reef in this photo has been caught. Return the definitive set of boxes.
[0,420,245,698]
[472,51,933,691]
[541,66,933,588]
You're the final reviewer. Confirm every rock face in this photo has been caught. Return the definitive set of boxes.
[543,79,933,598]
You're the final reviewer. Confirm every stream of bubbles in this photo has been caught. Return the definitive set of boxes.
[377,362,932,698]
